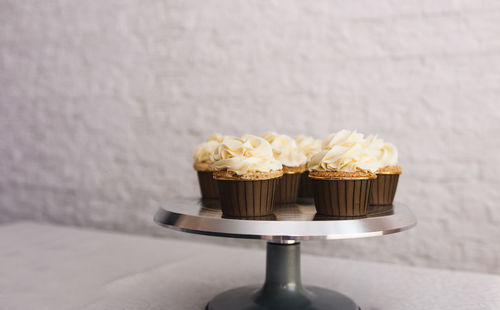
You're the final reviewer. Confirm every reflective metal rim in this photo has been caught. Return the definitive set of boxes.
[154,200,416,241]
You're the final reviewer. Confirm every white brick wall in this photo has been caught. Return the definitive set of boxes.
[1,0,500,274]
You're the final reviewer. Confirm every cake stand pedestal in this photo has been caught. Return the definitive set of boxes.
[154,198,416,310]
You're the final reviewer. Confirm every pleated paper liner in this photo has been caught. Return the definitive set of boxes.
[297,171,314,198]
[313,204,394,220]
[197,171,219,199]
[215,178,280,217]
[275,173,301,204]
[222,214,277,220]
[310,175,375,217]
[313,213,366,220]
[369,173,400,205]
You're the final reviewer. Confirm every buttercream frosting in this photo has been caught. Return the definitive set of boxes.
[322,129,365,150]
[193,140,219,165]
[365,135,398,168]
[295,135,322,160]
[213,135,282,175]
[309,130,379,173]
[193,132,227,171]
[262,132,307,167]
[207,132,224,143]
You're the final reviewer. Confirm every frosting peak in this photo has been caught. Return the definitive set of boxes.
[193,141,219,164]
[207,132,224,143]
[295,135,322,160]
[322,130,365,150]
[309,130,379,173]
[308,144,380,173]
[214,135,282,175]
[365,135,398,167]
[262,132,307,167]
[193,132,227,171]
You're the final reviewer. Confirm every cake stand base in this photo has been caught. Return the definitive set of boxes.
[206,242,360,310]
[206,285,359,310]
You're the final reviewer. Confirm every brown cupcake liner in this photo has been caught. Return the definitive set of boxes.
[197,171,219,199]
[298,171,313,198]
[216,178,279,217]
[313,213,366,220]
[275,173,301,204]
[222,214,277,221]
[369,173,399,205]
[311,178,374,217]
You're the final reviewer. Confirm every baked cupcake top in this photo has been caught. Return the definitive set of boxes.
[262,132,307,168]
[213,135,283,180]
[365,135,401,173]
[193,132,225,171]
[295,135,322,161]
[309,130,379,174]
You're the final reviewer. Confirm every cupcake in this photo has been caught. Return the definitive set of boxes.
[193,133,224,199]
[365,135,402,205]
[295,135,322,198]
[213,135,283,217]
[263,132,307,204]
[308,130,378,217]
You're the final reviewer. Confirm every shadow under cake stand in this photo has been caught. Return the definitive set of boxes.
[154,198,417,310]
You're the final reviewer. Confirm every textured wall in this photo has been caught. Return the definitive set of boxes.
[1,0,500,274]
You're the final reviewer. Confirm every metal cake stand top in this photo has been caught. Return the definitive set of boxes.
[154,198,417,242]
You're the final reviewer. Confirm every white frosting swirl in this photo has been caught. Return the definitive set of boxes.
[295,135,322,160]
[193,140,219,164]
[322,129,365,150]
[365,135,398,167]
[213,135,282,175]
[193,132,226,165]
[207,132,224,143]
[309,129,379,173]
[262,132,307,167]
[308,145,379,173]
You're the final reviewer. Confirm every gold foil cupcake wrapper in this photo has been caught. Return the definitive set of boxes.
[376,171,402,175]
[282,164,307,175]
[282,171,305,175]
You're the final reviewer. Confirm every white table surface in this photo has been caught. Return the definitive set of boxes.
[1,222,499,310]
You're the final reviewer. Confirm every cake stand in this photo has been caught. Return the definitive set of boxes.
[154,198,416,310]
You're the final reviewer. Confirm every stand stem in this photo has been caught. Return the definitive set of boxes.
[253,242,310,308]
[206,241,360,310]
[263,242,303,292]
